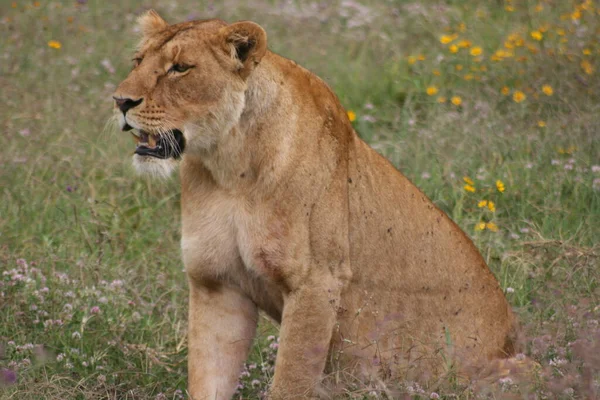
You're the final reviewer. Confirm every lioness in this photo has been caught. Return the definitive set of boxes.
[113,10,518,399]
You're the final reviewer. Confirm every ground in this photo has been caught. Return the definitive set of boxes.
[0,0,598,399]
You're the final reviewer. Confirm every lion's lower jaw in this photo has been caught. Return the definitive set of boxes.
[132,154,178,179]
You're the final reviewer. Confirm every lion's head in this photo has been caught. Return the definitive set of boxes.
[113,10,267,177]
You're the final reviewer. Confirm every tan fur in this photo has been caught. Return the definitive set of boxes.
[113,12,518,399]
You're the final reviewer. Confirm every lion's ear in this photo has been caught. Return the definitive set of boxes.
[220,21,267,79]
[138,9,168,37]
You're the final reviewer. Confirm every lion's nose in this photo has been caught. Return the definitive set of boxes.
[113,97,143,114]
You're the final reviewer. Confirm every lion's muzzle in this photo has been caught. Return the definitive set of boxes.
[131,129,186,159]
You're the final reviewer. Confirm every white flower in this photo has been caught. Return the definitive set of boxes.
[131,312,141,322]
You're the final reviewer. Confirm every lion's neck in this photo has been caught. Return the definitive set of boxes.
[183,53,296,194]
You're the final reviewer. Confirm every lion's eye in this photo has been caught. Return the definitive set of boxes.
[132,57,143,67]
[169,64,192,74]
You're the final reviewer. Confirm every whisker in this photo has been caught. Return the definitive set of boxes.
[101,114,120,141]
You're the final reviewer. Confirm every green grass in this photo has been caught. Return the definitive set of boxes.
[1,0,599,398]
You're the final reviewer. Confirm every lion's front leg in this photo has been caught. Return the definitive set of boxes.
[187,279,258,400]
[269,277,340,399]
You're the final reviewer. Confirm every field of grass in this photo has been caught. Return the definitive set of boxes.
[1,0,599,398]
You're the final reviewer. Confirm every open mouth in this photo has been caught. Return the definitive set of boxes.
[128,129,185,159]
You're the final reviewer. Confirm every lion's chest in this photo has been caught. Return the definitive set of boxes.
[181,191,241,281]
[180,188,285,318]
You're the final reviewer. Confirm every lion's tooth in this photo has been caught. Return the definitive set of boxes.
[148,135,157,148]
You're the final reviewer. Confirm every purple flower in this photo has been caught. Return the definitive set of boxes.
[90,306,101,315]
[100,59,115,74]
[1,369,17,385]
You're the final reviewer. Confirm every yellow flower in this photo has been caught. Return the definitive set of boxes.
[512,90,526,103]
[496,49,513,59]
[559,145,577,155]
[538,120,546,127]
[542,85,553,96]
[408,55,417,65]
[572,9,581,20]
[581,60,594,75]
[48,40,62,49]
[477,200,488,208]
[464,184,476,193]
[501,86,510,95]
[426,86,438,96]
[437,96,447,103]
[487,201,496,212]
[458,23,467,32]
[417,54,426,61]
[486,222,499,232]
[433,69,441,76]
[463,176,474,185]
[455,64,463,71]
[470,46,483,56]
[440,34,457,44]
[451,96,462,106]
[530,31,543,41]
[535,4,543,12]
[475,222,486,231]
[583,48,592,56]
[463,74,474,81]
[458,40,471,48]
[556,28,566,36]
[449,44,459,53]
[496,180,505,193]
[505,5,514,12]
[347,110,356,122]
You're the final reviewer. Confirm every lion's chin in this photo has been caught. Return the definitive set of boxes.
[132,154,178,179]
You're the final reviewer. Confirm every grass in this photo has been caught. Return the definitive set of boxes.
[0,0,599,398]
